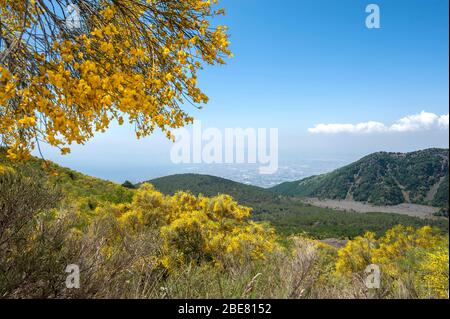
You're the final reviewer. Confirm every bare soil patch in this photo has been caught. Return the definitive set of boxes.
[303,198,440,218]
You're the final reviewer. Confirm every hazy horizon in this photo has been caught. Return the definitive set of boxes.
[34,143,449,187]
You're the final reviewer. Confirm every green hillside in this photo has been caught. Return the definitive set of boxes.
[271,148,449,207]
[1,149,447,239]
[146,173,277,206]
[144,173,448,239]
[0,148,134,209]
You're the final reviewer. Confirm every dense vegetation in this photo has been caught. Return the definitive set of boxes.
[1,159,448,299]
[148,174,277,206]
[271,148,449,207]
[1,149,447,240]
[253,203,448,239]
[146,173,448,239]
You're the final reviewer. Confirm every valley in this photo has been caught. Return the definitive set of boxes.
[302,198,439,218]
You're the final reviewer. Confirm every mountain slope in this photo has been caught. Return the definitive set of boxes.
[1,148,447,238]
[146,173,277,206]
[0,148,134,206]
[271,148,449,207]
[144,173,448,237]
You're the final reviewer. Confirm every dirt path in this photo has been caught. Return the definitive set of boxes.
[303,198,440,218]
[320,238,348,248]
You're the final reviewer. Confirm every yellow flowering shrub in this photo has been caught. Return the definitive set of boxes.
[1,0,231,159]
[371,225,442,278]
[2,162,449,298]
[335,225,449,298]
[116,184,278,270]
[0,163,15,177]
[335,232,376,274]
[420,241,449,298]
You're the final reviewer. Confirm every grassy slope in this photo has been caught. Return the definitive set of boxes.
[0,149,134,207]
[271,148,449,207]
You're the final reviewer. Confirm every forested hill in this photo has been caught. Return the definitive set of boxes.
[270,148,449,207]
[145,174,277,206]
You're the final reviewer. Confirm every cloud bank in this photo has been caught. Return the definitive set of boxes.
[308,111,449,134]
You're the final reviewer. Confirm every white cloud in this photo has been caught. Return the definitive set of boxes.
[308,111,449,134]
[308,121,387,134]
[438,114,449,128]
[390,111,440,132]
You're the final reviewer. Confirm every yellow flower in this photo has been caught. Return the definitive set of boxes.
[18,116,36,127]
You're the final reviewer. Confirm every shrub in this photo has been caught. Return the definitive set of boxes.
[334,225,449,298]
[1,169,448,299]
[118,184,278,270]
[0,165,67,297]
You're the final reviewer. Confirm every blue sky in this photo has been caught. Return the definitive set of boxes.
[197,0,449,127]
[38,0,449,182]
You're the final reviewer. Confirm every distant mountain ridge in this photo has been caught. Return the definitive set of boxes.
[4,147,445,209]
[270,148,449,207]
